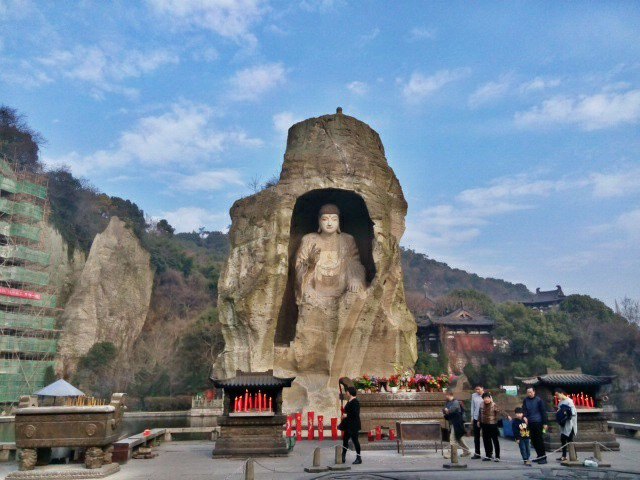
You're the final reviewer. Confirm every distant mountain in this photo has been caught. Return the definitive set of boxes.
[401,248,531,303]
[172,233,530,304]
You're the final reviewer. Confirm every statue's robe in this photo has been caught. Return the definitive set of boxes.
[292,232,366,373]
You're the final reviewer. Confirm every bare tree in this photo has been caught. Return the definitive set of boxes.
[618,296,640,325]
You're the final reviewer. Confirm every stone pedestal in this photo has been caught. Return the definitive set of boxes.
[545,409,619,451]
[213,414,288,457]
[356,392,446,450]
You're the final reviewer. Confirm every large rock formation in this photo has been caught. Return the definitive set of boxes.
[43,224,86,306]
[57,217,154,375]
[214,110,417,417]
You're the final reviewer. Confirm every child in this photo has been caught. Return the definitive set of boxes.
[512,407,532,466]
[443,391,471,456]
[479,392,506,462]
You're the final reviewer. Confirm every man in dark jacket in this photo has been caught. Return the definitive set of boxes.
[522,387,548,464]
[340,386,362,464]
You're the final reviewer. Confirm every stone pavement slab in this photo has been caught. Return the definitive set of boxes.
[1,437,639,479]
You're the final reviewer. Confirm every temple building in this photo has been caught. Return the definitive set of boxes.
[521,285,566,310]
[416,308,495,373]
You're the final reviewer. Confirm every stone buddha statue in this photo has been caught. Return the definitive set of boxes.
[294,204,366,307]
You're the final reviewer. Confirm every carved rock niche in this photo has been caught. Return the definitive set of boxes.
[214,110,417,417]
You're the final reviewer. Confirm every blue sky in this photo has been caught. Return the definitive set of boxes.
[2,1,639,306]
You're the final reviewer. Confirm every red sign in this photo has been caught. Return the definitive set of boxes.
[0,286,41,300]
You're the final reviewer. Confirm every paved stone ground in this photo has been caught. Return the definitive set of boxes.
[2,437,639,479]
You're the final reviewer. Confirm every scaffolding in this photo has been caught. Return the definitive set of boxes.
[0,155,59,405]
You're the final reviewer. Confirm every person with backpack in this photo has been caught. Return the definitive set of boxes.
[555,389,578,461]
[443,390,471,457]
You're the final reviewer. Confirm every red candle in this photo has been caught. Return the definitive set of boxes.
[258,390,262,412]
[296,413,303,440]
[268,397,272,412]
[318,416,324,441]
[331,417,339,440]
[263,393,267,408]
[307,412,315,440]
[367,430,375,442]
[286,416,293,437]
[238,396,243,412]
[389,429,396,441]
[375,426,382,441]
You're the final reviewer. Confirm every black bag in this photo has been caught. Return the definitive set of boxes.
[556,404,572,427]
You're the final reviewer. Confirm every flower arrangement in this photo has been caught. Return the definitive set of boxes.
[354,372,456,393]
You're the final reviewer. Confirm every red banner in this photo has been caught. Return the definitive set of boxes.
[0,286,41,300]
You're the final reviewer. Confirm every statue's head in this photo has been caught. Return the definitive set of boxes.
[318,204,340,234]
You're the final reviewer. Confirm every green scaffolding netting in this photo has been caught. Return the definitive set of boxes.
[0,311,56,330]
[0,221,41,242]
[0,266,49,286]
[0,335,57,354]
[0,245,50,266]
[0,198,44,221]
[0,359,56,404]
[0,174,47,199]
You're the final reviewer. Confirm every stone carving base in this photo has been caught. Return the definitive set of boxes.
[356,392,447,450]
[212,415,289,458]
[544,411,620,452]
[7,462,119,479]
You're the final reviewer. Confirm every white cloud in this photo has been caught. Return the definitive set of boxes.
[590,167,640,198]
[228,63,287,101]
[405,173,585,251]
[456,174,580,212]
[408,27,436,41]
[358,27,380,45]
[401,68,469,103]
[519,76,561,93]
[146,0,266,48]
[347,81,368,96]
[191,47,219,62]
[43,102,262,175]
[515,89,640,130]
[34,45,178,98]
[161,207,229,233]
[272,111,301,134]
[177,169,244,191]
[615,208,640,239]
[468,75,512,108]
[0,62,52,88]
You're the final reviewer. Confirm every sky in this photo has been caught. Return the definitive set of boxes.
[1,1,639,307]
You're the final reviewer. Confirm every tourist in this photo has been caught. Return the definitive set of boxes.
[512,407,532,466]
[479,392,506,462]
[555,389,578,462]
[443,391,471,457]
[471,384,484,459]
[522,386,548,464]
[339,386,362,464]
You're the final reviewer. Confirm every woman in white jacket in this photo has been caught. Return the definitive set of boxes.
[555,389,578,461]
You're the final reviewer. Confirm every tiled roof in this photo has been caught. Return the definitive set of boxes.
[431,308,495,327]
[211,370,295,388]
[522,286,566,304]
[518,373,614,387]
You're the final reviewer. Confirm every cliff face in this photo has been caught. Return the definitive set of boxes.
[43,224,86,306]
[56,216,154,375]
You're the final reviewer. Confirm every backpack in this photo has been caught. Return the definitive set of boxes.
[556,403,572,427]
